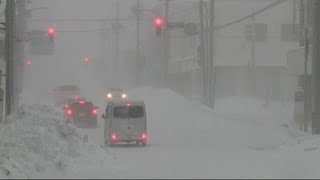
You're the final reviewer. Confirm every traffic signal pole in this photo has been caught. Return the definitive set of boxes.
[5,0,16,116]
[163,0,170,86]
[199,0,207,104]
[208,0,215,108]
[250,10,257,100]
[114,0,120,76]
[303,1,312,133]
[15,0,28,111]
[136,0,141,86]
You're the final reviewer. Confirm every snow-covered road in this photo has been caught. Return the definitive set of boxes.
[6,87,320,178]
[77,87,320,178]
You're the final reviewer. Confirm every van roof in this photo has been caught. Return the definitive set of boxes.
[108,99,145,106]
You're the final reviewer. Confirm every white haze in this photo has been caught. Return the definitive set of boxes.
[11,0,314,178]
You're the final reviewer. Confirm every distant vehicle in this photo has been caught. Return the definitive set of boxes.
[102,100,147,147]
[65,100,98,128]
[53,85,80,106]
[105,88,127,101]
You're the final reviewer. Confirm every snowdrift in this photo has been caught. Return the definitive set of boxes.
[0,105,117,179]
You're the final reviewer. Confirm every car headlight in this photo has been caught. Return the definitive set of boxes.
[122,94,127,98]
[107,93,112,98]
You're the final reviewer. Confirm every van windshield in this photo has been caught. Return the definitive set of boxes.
[113,106,144,119]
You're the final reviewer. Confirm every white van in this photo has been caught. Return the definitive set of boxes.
[102,100,147,147]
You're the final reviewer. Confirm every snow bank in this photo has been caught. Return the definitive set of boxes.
[0,105,117,179]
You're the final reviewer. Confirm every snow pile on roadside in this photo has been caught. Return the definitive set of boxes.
[0,105,117,179]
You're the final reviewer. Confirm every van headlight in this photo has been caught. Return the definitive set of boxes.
[122,94,127,98]
[107,93,112,98]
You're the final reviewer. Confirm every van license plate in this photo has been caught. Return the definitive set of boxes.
[79,112,86,117]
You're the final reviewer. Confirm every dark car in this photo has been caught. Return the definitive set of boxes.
[63,96,87,109]
[65,100,98,128]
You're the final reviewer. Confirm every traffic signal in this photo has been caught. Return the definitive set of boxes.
[153,16,164,36]
[83,57,89,63]
[26,60,32,66]
[153,16,164,27]
[47,27,56,37]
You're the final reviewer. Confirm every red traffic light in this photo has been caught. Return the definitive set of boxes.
[47,27,56,36]
[26,60,32,65]
[83,57,89,62]
[153,16,164,27]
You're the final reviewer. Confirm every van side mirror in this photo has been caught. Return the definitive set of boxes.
[102,114,105,119]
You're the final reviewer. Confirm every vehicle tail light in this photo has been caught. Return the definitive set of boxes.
[92,109,97,116]
[109,132,118,142]
[140,132,147,140]
[79,101,85,104]
[67,109,72,116]
[64,104,69,108]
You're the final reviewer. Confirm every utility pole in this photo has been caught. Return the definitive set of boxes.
[163,0,170,86]
[100,19,108,84]
[250,9,256,100]
[250,10,256,69]
[299,0,307,132]
[136,0,141,86]
[299,0,305,46]
[248,9,258,101]
[199,0,207,104]
[312,0,320,134]
[15,0,27,110]
[5,0,16,116]
[114,0,120,76]
[304,0,313,133]
[304,28,309,132]
[208,0,215,108]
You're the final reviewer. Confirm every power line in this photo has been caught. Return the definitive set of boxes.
[53,21,150,33]
[31,17,148,22]
[57,28,113,33]
[214,0,287,30]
